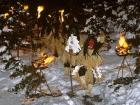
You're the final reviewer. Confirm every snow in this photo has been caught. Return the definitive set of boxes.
[136,24,140,31]
[83,8,93,12]
[83,25,91,32]
[93,67,102,78]
[122,14,128,20]
[112,10,117,16]
[0,46,7,53]
[86,15,96,24]
[67,100,74,105]
[2,26,13,32]
[0,77,6,82]
[0,2,140,104]
[72,65,83,76]
[12,77,22,84]
[65,34,81,54]
[128,19,137,25]
[118,11,125,17]
[128,5,134,10]
[0,39,139,105]
[105,6,112,11]
[2,54,12,61]
[8,17,14,22]
[0,91,21,105]
[117,0,124,3]
[0,30,2,35]
[126,32,135,39]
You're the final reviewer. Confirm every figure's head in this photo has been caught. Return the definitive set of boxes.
[87,38,95,49]
[83,36,96,56]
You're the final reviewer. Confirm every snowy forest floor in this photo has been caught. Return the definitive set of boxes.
[0,34,140,105]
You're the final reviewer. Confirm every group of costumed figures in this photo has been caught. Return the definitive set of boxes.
[38,27,106,97]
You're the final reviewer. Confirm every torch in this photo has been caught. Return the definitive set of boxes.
[23,5,29,11]
[116,32,133,78]
[58,9,64,23]
[37,6,44,19]
[4,13,9,19]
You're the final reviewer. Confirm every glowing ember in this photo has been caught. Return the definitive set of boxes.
[37,6,44,18]
[59,9,64,23]
[116,32,129,56]
[23,5,29,11]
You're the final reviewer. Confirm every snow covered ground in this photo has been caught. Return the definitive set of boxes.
[0,34,140,105]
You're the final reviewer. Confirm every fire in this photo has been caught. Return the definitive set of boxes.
[32,53,55,68]
[44,56,55,64]
[116,32,129,56]
[23,5,29,11]
[59,9,64,23]
[37,6,44,18]
[118,33,128,49]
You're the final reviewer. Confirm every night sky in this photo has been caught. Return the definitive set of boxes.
[0,0,84,19]
[12,0,82,9]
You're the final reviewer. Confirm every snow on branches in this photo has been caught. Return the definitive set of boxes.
[0,46,7,53]
[2,25,13,32]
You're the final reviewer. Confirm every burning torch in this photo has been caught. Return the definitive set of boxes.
[116,32,129,56]
[37,6,44,19]
[23,5,29,11]
[58,9,64,23]
[4,13,9,19]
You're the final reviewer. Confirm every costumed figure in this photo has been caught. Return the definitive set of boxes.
[72,35,103,97]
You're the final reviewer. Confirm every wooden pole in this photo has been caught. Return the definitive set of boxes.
[117,55,133,78]
[125,57,133,77]
[40,70,53,95]
[69,53,74,93]
[117,56,126,78]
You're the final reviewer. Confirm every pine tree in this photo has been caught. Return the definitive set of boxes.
[115,0,140,33]
[0,2,34,58]
[0,2,48,97]
[80,0,140,34]
[9,64,48,97]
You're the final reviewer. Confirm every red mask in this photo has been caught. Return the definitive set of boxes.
[88,39,95,49]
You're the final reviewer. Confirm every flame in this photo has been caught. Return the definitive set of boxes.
[4,13,9,19]
[117,33,128,49]
[44,56,55,64]
[116,32,129,55]
[32,54,55,68]
[37,6,44,18]
[59,9,64,23]
[24,5,29,11]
